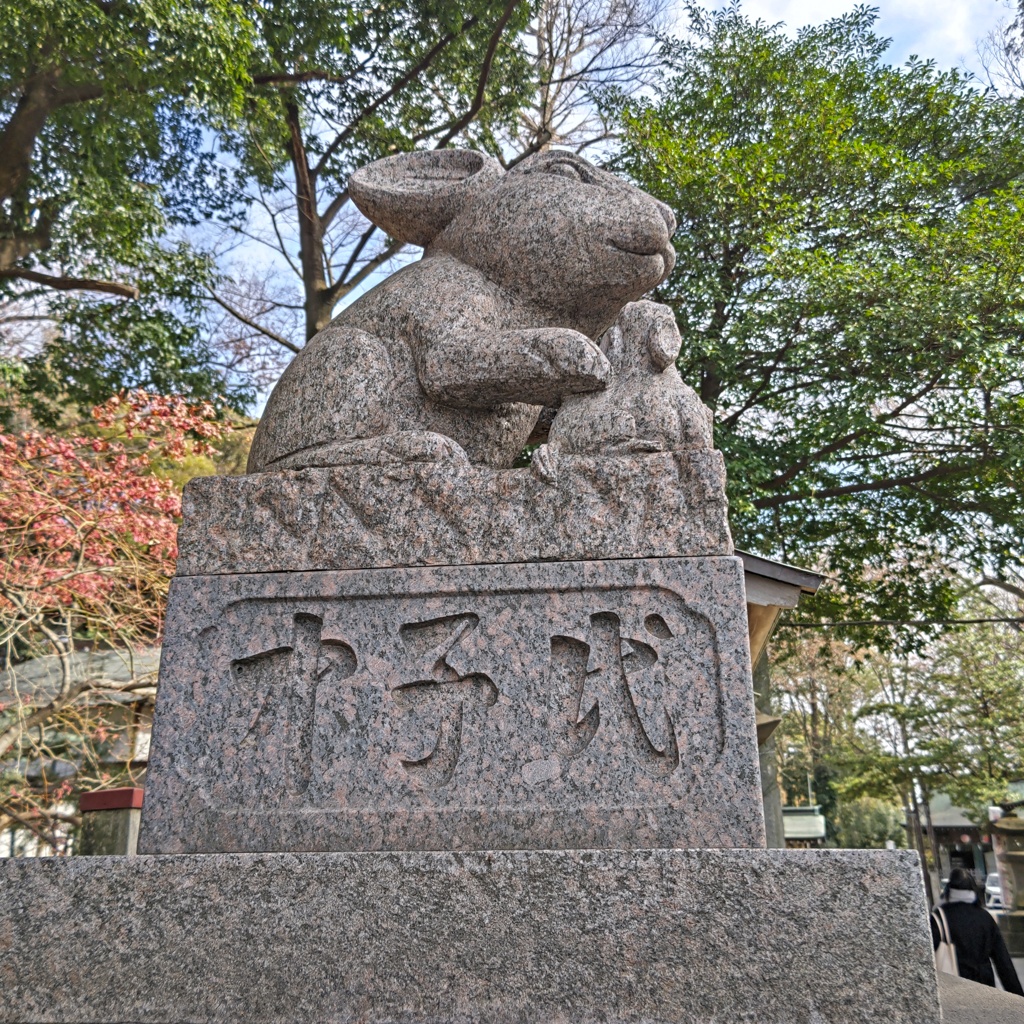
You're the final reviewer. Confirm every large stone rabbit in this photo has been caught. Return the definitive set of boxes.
[247,148,677,473]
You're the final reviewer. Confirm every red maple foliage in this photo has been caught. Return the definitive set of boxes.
[0,391,224,644]
[0,391,227,852]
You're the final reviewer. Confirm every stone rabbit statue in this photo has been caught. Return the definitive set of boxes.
[532,300,713,482]
[247,149,677,473]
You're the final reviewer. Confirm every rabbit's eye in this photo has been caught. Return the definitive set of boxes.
[545,160,588,182]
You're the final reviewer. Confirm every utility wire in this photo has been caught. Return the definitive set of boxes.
[779,617,1024,628]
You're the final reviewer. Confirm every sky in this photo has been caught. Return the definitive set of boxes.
[735,0,1014,76]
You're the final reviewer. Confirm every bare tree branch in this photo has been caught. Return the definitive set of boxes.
[324,237,404,307]
[416,0,525,149]
[0,267,138,299]
[320,189,350,235]
[335,223,380,287]
[312,17,482,180]
[206,287,301,353]
[0,805,65,851]
[980,576,1024,602]
[753,462,977,511]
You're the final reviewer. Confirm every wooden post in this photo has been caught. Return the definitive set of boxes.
[78,788,144,856]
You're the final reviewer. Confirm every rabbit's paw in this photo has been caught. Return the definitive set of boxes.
[378,430,470,466]
[531,442,559,485]
[534,330,611,394]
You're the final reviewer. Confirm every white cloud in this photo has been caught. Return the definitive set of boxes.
[710,0,1013,75]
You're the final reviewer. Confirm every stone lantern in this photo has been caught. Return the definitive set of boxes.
[990,804,1024,954]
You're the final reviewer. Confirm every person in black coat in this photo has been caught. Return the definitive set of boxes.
[931,867,1024,995]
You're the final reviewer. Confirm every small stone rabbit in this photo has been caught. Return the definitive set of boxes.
[533,300,712,481]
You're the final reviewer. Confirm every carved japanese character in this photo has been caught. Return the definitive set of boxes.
[394,613,498,786]
[231,613,356,797]
[547,610,679,776]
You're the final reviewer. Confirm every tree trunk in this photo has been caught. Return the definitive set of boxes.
[285,99,330,342]
[921,789,944,892]
[907,789,935,906]
[0,78,55,201]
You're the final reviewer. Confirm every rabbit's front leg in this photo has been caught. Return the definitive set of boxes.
[417,327,610,408]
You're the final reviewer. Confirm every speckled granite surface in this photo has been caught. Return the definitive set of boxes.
[936,972,1024,1023]
[138,556,764,855]
[0,848,940,1024]
[176,450,730,576]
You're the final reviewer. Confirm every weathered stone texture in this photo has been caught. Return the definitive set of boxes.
[936,972,1024,1024]
[138,556,764,855]
[0,848,941,1024]
[176,450,730,576]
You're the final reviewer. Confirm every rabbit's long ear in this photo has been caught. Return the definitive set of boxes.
[643,303,682,371]
[348,150,504,247]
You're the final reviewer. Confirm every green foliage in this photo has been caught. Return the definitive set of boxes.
[777,590,1024,836]
[21,248,253,424]
[0,0,256,414]
[2,2,536,408]
[895,598,1024,821]
[771,635,871,844]
[237,0,532,173]
[210,0,534,344]
[615,4,1024,640]
[832,796,907,849]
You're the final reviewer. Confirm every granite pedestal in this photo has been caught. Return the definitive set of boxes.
[0,461,945,1022]
[139,556,765,855]
[0,848,940,1024]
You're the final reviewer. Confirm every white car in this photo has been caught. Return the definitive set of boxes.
[985,873,1005,910]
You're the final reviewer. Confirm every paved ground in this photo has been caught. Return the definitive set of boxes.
[938,972,1024,1024]
[1014,957,1024,989]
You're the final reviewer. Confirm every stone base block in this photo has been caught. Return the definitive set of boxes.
[138,557,765,854]
[0,848,940,1024]
[175,451,731,576]
[937,972,1024,1024]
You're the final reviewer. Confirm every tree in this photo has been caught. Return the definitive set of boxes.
[502,0,668,162]
[0,1,257,418]
[978,4,1024,95]
[0,391,228,849]
[206,0,534,362]
[771,587,1024,893]
[831,796,906,850]
[207,0,671,382]
[615,4,1024,637]
[772,634,871,843]
[872,592,1024,821]
[2,2,673,409]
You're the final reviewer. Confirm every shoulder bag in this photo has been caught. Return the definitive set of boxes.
[932,906,959,976]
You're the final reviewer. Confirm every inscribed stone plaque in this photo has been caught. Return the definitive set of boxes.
[138,556,765,853]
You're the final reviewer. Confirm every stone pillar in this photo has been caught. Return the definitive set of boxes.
[991,813,1024,955]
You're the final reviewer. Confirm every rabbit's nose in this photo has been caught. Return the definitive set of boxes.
[656,201,676,236]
